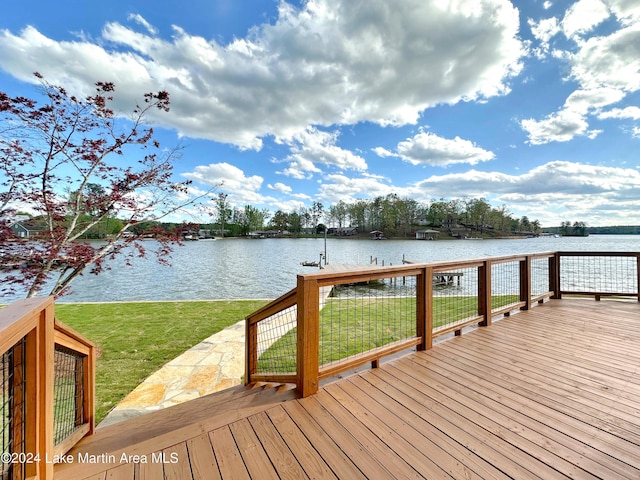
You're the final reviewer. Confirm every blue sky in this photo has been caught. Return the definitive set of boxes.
[1,0,639,227]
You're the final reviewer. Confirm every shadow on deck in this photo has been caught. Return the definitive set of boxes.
[57,299,640,479]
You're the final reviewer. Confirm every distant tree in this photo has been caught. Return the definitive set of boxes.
[572,221,588,236]
[347,200,367,232]
[310,201,324,234]
[559,221,571,236]
[237,205,265,235]
[288,211,302,235]
[0,74,213,298]
[531,219,541,235]
[327,200,348,229]
[427,199,447,226]
[270,210,289,232]
[215,193,231,237]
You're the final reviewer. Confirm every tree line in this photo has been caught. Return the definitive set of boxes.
[212,194,542,238]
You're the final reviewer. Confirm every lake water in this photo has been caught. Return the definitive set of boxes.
[3,235,638,303]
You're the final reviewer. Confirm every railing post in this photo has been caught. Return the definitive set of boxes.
[636,254,640,302]
[552,252,562,299]
[520,257,531,310]
[34,301,55,480]
[245,317,258,385]
[478,261,492,327]
[296,276,319,397]
[417,266,433,350]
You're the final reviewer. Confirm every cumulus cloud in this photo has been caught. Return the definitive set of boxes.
[522,3,640,144]
[182,162,266,205]
[274,127,367,179]
[317,174,402,205]
[0,0,524,150]
[598,106,640,119]
[268,182,293,194]
[409,161,640,224]
[411,160,640,196]
[561,0,610,39]
[521,109,597,144]
[375,131,495,166]
[528,16,560,56]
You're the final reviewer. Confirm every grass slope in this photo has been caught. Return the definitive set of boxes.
[55,300,267,423]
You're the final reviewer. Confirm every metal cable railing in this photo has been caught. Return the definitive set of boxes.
[559,253,639,298]
[320,275,418,368]
[246,251,639,397]
[1,338,26,480]
[432,264,480,335]
[53,345,86,445]
[491,259,523,315]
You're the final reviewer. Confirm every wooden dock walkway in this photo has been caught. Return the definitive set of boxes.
[57,298,640,479]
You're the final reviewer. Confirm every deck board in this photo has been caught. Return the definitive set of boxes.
[185,433,220,480]
[57,298,640,479]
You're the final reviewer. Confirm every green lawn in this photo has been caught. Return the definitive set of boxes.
[55,300,267,423]
[258,294,519,373]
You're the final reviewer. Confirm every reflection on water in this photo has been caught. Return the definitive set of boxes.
[2,235,637,303]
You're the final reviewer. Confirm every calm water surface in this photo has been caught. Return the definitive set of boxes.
[5,235,639,303]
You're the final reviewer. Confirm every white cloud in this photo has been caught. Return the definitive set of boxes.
[528,16,560,56]
[412,160,640,196]
[522,1,640,144]
[569,22,640,92]
[408,161,640,224]
[268,182,293,194]
[0,0,524,150]
[182,162,266,206]
[561,0,610,39]
[127,14,158,36]
[564,88,625,113]
[521,109,594,144]
[606,0,640,24]
[598,106,640,119]
[317,174,402,205]
[275,127,367,179]
[375,131,495,166]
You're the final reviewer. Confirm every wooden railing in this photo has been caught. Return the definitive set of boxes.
[1,297,95,480]
[245,251,639,397]
[555,251,640,300]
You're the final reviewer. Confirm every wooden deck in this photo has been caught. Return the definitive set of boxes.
[57,298,640,479]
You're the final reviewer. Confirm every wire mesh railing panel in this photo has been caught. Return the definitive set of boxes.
[531,256,552,299]
[560,255,638,296]
[319,275,418,367]
[1,338,26,480]
[491,260,522,313]
[432,266,479,332]
[255,306,298,375]
[54,345,85,445]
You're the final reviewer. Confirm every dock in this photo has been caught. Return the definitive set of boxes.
[403,257,463,286]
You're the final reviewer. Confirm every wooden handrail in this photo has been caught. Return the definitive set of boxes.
[0,297,95,480]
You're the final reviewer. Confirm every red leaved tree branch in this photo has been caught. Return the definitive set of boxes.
[0,74,215,298]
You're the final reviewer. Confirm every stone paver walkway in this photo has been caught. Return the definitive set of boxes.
[99,319,246,428]
[98,274,355,428]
